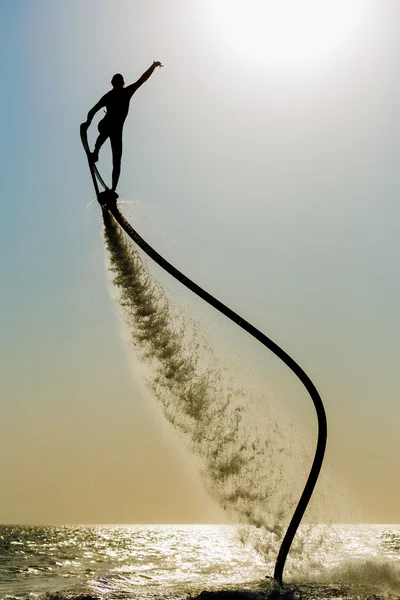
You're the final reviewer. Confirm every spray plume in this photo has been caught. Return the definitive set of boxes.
[102,210,292,550]
[101,206,327,584]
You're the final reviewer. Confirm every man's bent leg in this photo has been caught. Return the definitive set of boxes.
[110,131,123,192]
[93,118,109,161]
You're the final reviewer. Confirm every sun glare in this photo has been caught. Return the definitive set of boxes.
[213,1,371,71]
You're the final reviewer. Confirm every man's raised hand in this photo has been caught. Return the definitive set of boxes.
[153,61,164,68]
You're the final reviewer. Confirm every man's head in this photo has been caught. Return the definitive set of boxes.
[111,73,125,88]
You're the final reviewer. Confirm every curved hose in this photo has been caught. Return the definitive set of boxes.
[80,119,326,584]
[106,204,327,585]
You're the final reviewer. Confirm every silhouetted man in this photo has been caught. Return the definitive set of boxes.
[82,61,163,195]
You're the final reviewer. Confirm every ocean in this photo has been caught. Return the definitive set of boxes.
[1,524,399,600]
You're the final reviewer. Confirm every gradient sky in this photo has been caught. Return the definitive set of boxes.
[1,0,400,524]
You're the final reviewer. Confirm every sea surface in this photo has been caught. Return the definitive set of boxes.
[0,524,399,600]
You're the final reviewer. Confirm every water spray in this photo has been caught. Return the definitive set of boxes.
[102,204,327,586]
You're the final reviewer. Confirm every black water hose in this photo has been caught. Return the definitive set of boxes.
[80,120,327,584]
[105,204,327,586]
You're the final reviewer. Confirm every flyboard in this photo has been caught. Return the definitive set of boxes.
[80,124,118,207]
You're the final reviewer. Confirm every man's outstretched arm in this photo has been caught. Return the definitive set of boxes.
[126,61,163,97]
[82,95,107,129]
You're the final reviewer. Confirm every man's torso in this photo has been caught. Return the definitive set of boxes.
[102,88,132,128]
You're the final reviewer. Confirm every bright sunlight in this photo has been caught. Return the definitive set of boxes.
[212,0,372,72]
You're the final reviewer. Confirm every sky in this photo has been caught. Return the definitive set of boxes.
[1,0,400,524]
